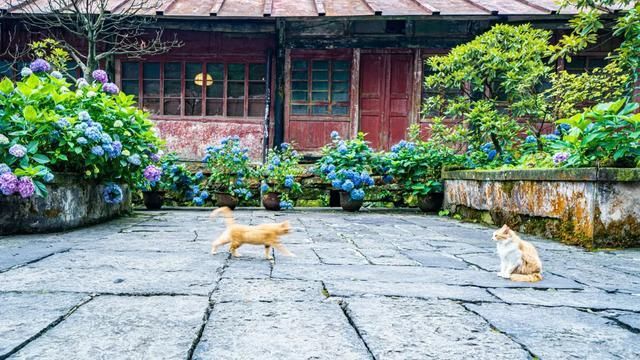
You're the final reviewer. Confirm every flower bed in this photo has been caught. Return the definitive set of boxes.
[442,168,640,248]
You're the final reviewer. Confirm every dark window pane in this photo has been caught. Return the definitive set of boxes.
[291,91,307,101]
[249,83,265,97]
[332,82,348,92]
[312,71,328,81]
[143,63,160,79]
[248,100,265,117]
[185,63,201,79]
[292,81,308,91]
[332,71,349,81]
[332,105,349,115]
[292,60,308,71]
[292,71,307,80]
[312,60,328,70]
[164,80,181,97]
[143,98,160,114]
[207,83,223,98]
[207,63,224,84]
[312,81,328,91]
[164,62,181,79]
[312,105,329,115]
[185,82,201,97]
[332,91,349,102]
[206,99,223,116]
[122,80,139,97]
[122,62,139,79]
[185,98,202,116]
[566,56,586,73]
[312,91,328,101]
[228,82,245,98]
[227,99,244,117]
[249,64,265,81]
[228,64,245,81]
[291,105,308,115]
[164,99,181,116]
[333,61,349,70]
[589,58,606,69]
[143,80,160,96]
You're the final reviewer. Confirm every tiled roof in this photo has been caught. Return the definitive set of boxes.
[0,0,624,17]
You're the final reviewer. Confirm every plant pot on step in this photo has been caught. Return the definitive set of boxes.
[216,192,238,210]
[143,191,165,210]
[417,192,444,212]
[262,192,282,211]
[339,191,363,212]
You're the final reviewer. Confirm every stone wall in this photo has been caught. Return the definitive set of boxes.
[442,168,640,248]
[0,174,131,235]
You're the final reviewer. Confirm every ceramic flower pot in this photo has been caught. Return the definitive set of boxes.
[339,191,363,212]
[417,192,444,212]
[216,192,238,210]
[143,191,165,210]
[262,192,282,211]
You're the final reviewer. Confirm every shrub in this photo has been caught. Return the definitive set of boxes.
[259,143,303,209]
[0,59,162,201]
[202,136,255,201]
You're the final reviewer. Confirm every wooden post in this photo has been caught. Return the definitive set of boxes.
[273,19,286,146]
[350,48,360,139]
[410,49,423,126]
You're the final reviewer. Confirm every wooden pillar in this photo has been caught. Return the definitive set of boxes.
[273,19,286,146]
[350,48,360,139]
[410,49,423,125]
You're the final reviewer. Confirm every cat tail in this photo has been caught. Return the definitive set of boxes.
[510,273,543,282]
[211,207,234,226]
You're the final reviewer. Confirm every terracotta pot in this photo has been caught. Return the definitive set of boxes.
[417,192,444,212]
[215,193,238,210]
[143,191,165,210]
[262,192,282,211]
[339,191,363,212]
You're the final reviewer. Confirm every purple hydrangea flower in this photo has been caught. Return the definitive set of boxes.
[76,78,89,88]
[29,59,51,73]
[9,144,27,158]
[17,177,35,198]
[143,165,162,183]
[102,183,123,204]
[553,152,570,165]
[150,153,161,162]
[109,141,122,158]
[0,172,18,195]
[102,82,119,94]
[92,70,109,84]
[0,164,10,174]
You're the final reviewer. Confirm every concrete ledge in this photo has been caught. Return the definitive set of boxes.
[0,174,131,235]
[443,168,640,248]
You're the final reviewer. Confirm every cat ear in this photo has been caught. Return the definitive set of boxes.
[500,224,510,233]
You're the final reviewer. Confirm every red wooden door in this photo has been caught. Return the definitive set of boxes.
[359,53,413,149]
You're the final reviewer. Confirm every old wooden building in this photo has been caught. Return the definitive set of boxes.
[0,0,623,161]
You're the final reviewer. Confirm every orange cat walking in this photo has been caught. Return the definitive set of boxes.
[492,225,543,282]
[210,207,294,259]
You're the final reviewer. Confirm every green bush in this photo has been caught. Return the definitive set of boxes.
[259,143,304,209]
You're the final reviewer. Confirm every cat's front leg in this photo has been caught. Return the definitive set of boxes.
[497,262,508,277]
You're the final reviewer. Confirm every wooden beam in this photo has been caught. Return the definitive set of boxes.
[209,0,225,16]
[313,0,326,16]
[156,0,179,16]
[361,0,382,16]
[513,0,555,14]
[462,0,498,15]
[409,0,440,15]
[263,0,272,17]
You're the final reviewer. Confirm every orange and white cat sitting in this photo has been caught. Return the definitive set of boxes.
[210,207,294,260]
[493,225,543,282]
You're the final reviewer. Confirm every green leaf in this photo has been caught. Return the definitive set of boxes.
[23,106,38,122]
[0,77,14,94]
[31,154,50,164]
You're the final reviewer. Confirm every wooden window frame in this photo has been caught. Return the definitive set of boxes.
[116,57,267,123]
[287,52,352,122]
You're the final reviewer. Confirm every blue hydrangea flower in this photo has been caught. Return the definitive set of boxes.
[391,144,400,153]
[341,179,354,192]
[76,137,88,145]
[383,175,394,184]
[127,154,141,166]
[51,71,63,79]
[330,131,340,140]
[192,196,204,206]
[0,164,11,174]
[280,143,290,150]
[235,178,243,186]
[525,135,537,144]
[55,104,66,111]
[487,150,497,161]
[192,185,200,193]
[350,188,365,201]
[271,156,281,166]
[91,146,104,156]
[327,171,337,180]
[56,118,70,128]
[20,67,32,78]
[195,171,204,180]
[101,133,112,144]
[102,183,123,204]
[43,172,55,183]
[544,134,559,141]
[84,126,101,141]
[199,191,209,200]
[338,144,348,154]
[331,179,342,189]
[78,111,91,122]
[268,164,275,171]
[279,200,293,210]
[260,182,269,193]
[284,177,294,188]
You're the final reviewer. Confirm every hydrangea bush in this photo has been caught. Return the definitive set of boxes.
[259,143,303,210]
[203,136,255,202]
[0,59,162,202]
[317,131,377,201]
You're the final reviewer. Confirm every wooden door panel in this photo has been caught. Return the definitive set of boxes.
[359,54,386,149]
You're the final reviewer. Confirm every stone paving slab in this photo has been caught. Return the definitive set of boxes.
[193,301,372,360]
[467,303,640,359]
[0,292,88,357]
[1,209,640,359]
[343,297,529,359]
[11,295,207,359]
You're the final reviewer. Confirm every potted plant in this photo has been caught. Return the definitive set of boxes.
[387,126,458,212]
[140,164,165,210]
[202,136,254,209]
[317,131,376,212]
[259,143,303,210]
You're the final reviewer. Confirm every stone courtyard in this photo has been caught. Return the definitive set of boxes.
[1,209,639,359]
